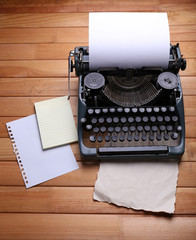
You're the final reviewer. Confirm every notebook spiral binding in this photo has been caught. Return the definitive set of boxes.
[7,125,29,186]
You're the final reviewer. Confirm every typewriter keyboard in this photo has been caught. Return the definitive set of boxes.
[81,106,182,148]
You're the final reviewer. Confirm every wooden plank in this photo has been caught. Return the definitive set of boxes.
[0,213,120,240]
[0,26,195,44]
[0,42,195,60]
[0,96,195,117]
[0,78,79,97]
[0,59,195,78]
[0,43,87,60]
[0,27,89,44]
[0,12,195,28]
[0,187,195,215]
[0,137,195,162]
[0,76,195,97]
[0,161,195,187]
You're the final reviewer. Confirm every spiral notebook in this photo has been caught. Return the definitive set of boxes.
[6,114,79,188]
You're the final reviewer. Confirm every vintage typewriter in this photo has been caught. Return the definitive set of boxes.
[68,43,186,161]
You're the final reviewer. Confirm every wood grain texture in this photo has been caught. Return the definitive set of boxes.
[0,161,195,187]
[0,214,195,240]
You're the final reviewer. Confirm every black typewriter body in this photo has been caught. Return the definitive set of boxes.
[68,44,186,161]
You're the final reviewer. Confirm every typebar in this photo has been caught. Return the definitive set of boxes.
[98,146,168,155]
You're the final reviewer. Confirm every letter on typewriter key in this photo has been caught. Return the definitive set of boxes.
[115,126,121,133]
[89,135,96,142]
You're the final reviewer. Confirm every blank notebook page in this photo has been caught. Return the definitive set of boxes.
[35,96,78,150]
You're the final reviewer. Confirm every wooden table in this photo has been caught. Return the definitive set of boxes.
[0,1,195,239]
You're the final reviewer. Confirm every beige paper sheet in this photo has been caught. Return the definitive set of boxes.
[94,162,178,213]
[35,96,78,150]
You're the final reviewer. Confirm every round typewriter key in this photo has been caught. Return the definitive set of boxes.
[105,135,110,142]
[141,134,147,141]
[172,116,178,122]
[127,135,132,141]
[109,108,115,113]
[106,117,112,124]
[102,108,108,114]
[98,117,104,124]
[150,116,156,123]
[117,108,123,113]
[161,107,167,113]
[119,135,125,142]
[120,117,127,123]
[95,109,101,114]
[108,127,114,133]
[167,125,173,131]
[97,135,103,142]
[122,126,128,133]
[81,118,86,124]
[153,107,160,113]
[164,134,169,141]
[115,126,121,133]
[93,127,99,133]
[86,124,92,130]
[146,107,152,113]
[134,134,140,141]
[137,126,143,132]
[112,136,118,142]
[124,108,130,113]
[177,125,182,132]
[91,118,97,124]
[139,107,145,113]
[144,125,150,132]
[132,108,138,113]
[143,116,148,122]
[88,109,94,115]
[149,134,154,141]
[100,126,106,133]
[169,106,175,112]
[113,117,119,123]
[160,125,166,131]
[128,117,134,123]
[89,135,96,142]
[164,116,170,122]
[130,126,136,132]
[156,134,162,141]
[151,126,158,132]
[157,116,163,122]
[171,132,178,140]
[135,116,141,123]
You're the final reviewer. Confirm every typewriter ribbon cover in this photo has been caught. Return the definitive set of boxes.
[89,12,170,70]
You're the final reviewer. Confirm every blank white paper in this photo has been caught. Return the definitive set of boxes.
[89,12,170,70]
[6,115,79,188]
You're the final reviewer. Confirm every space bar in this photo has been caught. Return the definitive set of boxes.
[98,146,168,155]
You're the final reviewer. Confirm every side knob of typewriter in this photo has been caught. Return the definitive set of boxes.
[181,58,186,71]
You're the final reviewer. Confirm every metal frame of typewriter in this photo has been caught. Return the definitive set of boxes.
[68,44,186,161]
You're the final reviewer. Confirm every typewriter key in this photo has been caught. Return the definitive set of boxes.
[135,116,141,123]
[150,116,156,123]
[81,118,86,123]
[86,125,92,130]
[139,107,145,113]
[120,117,127,123]
[164,134,169,141]
[110,108,115,113]
[156,134,162,141]
[97,135,103,142]
[95,109,101,114]
[157,116,163,122]
[102,108,108,113]
[108,127,114,133]
[88,109,94,115]
[141,134,147,141]
[143,116,148,122]
[115,126,121,133]
[100,126,106,133]
[122,126,128,133]
[153,107,160,113]
[117,108,123,113]
[167,125,173,131]
[146,107,152,113]
[164,116,170,122]
[119,135,125,142]
[89,135,96,142]
[177,125,182,132]
[91,118,97,124]
[171,132,178,140]
[151,126,158,132]
[106,117,112,124]
[169,106,175,112]
[172,116,178,122]
[160,125,166,131]
[93,127,99,133]
[134,135,140,141]
[127,135,132,141]
[128,117,134,123]
[130,126,136,132]
[137,126,143,132]
[113,117,119,123]
[161,107,167,113]
[124,108,130,113]
[132,108,138,113]
[149,134,154,141]
[144,125,150,132]
[98,117,104,124]
[112,136,118,142]
[105,135,110,142]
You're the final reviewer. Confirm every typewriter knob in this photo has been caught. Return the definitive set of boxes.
[181,58,186,71]
[84,72,105,90]
[157,72,178,90]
